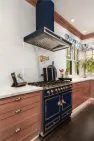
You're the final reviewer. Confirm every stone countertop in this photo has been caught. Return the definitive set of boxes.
[72,77,94,83]
[0,85,43,99]
[0,78,94,99]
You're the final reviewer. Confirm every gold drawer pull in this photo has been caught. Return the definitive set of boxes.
[15,97,22,101]
[15,128,21,133]
[15,109,22,114]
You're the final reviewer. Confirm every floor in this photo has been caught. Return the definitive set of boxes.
[38,103,94,141]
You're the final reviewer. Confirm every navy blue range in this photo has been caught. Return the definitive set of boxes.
[29,80,72,137]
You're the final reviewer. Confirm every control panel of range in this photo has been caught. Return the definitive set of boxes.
[44,84,72,97]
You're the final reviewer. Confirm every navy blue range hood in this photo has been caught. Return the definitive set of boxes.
[24,0,71,51]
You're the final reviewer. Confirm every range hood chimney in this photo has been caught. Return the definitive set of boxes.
[24,0,71,51]
[36,0,54,32]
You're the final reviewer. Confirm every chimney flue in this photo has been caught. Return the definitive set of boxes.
[36,0,54,31]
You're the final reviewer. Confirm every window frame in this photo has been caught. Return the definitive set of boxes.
[66,46,79,75]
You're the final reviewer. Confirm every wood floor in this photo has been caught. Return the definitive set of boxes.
[38,103,94,141]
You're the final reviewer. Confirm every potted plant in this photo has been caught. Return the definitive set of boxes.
[80,58,94,77]
[80,59,88,77]
[59,69,64,78]
[86,58,94,73]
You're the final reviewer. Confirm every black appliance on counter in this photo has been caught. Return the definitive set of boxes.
[29,79,72,137]
[43,65,57,82]
[11,72,26,87]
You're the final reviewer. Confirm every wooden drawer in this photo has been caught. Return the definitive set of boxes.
[72,89,85,109]
[0,91,42,105]
[1,115,40,141]
[72,82,83,90]
[5,123,40,141]
[72,80,91,109]
[0,91,42,141]
[0,102,41,131]
[0,91,41,115]
[0,101,41,120]
[73,81,90,90]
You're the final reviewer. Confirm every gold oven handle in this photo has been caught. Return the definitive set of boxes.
[57,101,62,106]
[62,99,66,104]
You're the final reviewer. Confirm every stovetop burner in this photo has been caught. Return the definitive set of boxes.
[28,79,72,90]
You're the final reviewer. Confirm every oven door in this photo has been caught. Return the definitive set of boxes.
[45,94,61,121]
[61,90,72,113]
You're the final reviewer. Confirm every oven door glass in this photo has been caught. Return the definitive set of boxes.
[62,91,72,111]
[45,95,61,121]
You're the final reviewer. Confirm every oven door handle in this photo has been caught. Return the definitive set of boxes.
[57,101,62,106]
[61,99,67,104]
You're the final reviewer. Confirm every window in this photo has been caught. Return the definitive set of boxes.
[86,49,94,59]
[66,46,79,75]
[85,49,94,73]
[93,50,94,59]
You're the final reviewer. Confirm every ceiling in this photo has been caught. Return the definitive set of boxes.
[52,0,94,35]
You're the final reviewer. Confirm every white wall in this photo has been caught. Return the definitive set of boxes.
[0,0,82,87]
[0,0,53,86]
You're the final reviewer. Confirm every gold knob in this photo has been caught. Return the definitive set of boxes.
[15,97,22,101]
[15,128,21,133]
[15,109,22,114]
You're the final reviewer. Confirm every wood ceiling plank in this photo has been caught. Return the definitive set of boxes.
[82,33,94,40]
[54,11,83,39]
[26,0,37,6]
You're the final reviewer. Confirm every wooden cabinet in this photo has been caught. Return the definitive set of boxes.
[0,91,42,141]
[91,80,94,98]
[72,81,90,109]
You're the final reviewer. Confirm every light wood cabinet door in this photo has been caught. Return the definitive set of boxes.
[72,81,90,109]
[0,91,42,141]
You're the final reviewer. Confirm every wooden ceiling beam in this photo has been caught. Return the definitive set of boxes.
[26,0,94,40]
[54,11,83,39]
[82,33,94,40]
[26,0,37,6]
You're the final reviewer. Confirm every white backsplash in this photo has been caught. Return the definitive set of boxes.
[0,0,82,87]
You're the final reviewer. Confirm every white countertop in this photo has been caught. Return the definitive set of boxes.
[0,77,94,99]
[0,85,43,99]
[72,77,94,83]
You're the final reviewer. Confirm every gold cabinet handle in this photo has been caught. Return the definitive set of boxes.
[15,97,22,101]
[15,109,22,114]
[15,128,21,133]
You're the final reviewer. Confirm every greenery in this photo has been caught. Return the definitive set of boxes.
[66,60,70,73]
[86,58,94,73]
[80,58,94,74]
[75,61,80,75]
